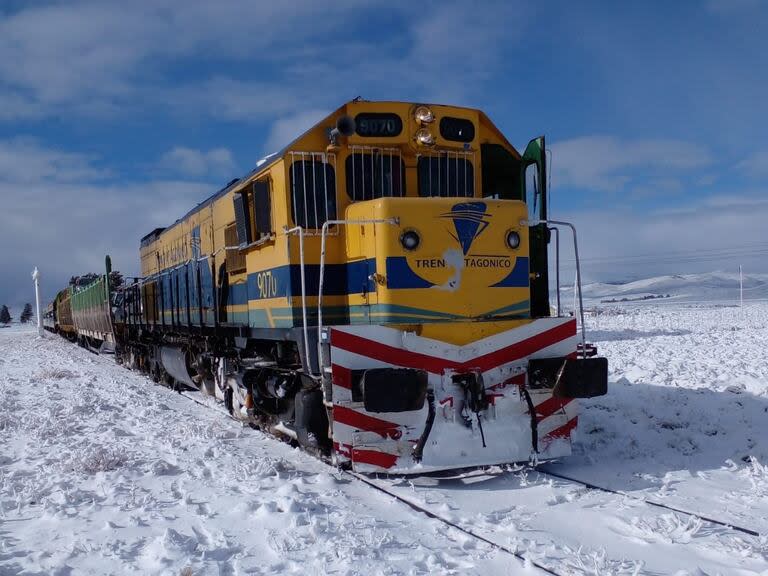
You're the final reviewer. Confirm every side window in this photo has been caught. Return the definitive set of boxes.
[345,150,405,201]
[417,155,474,197]
[525,163,539,219]
[290,156,336,229]
[224,223,246,273]
[252,180,273,238]
[233,190,252,246]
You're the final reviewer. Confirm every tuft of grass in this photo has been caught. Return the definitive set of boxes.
[77,447,128,474]
[39,368,77,380]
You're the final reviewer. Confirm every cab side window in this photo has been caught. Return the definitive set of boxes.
[252,180,273,238]
[290,157,337,229]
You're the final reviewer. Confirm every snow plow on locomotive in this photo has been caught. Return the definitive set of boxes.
[52,100,609,473]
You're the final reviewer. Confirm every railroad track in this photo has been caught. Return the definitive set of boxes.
[349,470,563,575]
[534,466,761,538]
[356,465,766,576]
[176,388,561,573]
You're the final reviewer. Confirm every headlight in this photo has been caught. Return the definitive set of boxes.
[506,230,521,249]
[414,106,434,124]
[415,128,435,146]
[400,230,421,251]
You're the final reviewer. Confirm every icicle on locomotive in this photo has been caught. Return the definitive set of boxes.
[113,100,608,473]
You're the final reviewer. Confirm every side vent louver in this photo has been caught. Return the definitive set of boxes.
[233,191,252,247]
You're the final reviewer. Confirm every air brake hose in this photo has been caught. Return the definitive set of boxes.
[476,413,486,448]
[522,387,539,454]
[412,390,436,463]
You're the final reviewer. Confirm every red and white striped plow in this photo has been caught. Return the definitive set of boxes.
[328,317,579,473]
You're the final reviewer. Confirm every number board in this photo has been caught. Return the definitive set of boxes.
[355,113,403,137]
[439,117,475,143]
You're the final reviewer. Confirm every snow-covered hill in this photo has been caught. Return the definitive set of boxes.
[576,271,768,303]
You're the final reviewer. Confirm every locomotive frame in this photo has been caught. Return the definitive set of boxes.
[47,100,608,473]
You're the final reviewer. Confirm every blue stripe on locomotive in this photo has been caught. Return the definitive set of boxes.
[246,259,377,301]
[142,255,529,330]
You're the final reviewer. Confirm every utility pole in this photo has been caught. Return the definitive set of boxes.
[32,267,43,337]
[739,265,744,310]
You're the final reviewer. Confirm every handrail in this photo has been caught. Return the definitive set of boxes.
[284,226,310,374]
[525,219,586,358]
[317,218,398,377]
[548,226,561,316]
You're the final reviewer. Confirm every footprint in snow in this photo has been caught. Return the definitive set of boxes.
[150,459,181,476]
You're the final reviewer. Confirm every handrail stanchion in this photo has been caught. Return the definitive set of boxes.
[285,226,310,375]
[548,226,561,316]
[527,219,585,358]
[317,218,398,378]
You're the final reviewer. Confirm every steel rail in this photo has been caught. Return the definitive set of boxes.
[535,466,761,538]
[349,471,563,576]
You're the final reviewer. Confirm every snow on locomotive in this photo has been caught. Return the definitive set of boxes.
[110,100,606,473]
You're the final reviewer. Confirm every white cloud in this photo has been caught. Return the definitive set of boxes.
[408,1,527,92]
[0,0,528,123]
[158,146,236,177]
[629,177,683,199]
[0,178,212,306]
[0,139,108,183]
[551,135,712,192]
[0,0,367,119]
[263,109,332,153]
[161,78,307,123]
[737,149,768,178]
[0,138,213,306]
[559,192,768,282]
[0,91,46,121]
[706,0,762,14]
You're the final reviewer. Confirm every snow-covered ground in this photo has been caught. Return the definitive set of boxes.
[0,326,517,575]
[1,301,767,575]
[567,301,768,541]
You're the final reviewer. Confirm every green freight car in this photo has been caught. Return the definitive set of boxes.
[70,257,115,352]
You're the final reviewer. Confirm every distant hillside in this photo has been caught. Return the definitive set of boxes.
[564,272,768,303]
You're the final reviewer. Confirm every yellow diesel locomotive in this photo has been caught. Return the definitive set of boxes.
[117,99,607,473]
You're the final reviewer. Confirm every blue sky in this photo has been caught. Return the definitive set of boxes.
[1,0,768,306]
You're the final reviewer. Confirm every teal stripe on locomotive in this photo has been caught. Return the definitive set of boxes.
[482,300,531,317]
[265,302,530,329]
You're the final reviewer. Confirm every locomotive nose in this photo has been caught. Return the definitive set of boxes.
[345,197,531,322]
